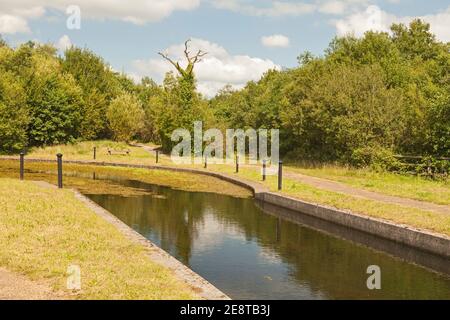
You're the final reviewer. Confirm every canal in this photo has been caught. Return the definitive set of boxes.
[83,176,450,300]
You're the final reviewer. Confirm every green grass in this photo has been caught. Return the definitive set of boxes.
[286,165,450,205]
[28,140,152,164]
[0,178,198,300]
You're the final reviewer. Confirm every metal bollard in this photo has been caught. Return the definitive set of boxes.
[156,150,159,164]
[236,155,239,173]
[93,147,96,160]
[262,159,266,181]
[20,152,25,180]
[278,161,283,191]
[57,153,63,189]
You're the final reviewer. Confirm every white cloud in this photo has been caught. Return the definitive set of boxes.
[319,1,347,15]
[0,4,45,34]
[213,0,370,17]
[317,0,370,15]
[213,0,315,17]
[132,38,280,97]
[334,5,450,42]
[261,34,290,47]
[0,0,200,33]
[0,14,30,34]
[421,7,450,43]
[55,34,72,52]
[335,5,392,36]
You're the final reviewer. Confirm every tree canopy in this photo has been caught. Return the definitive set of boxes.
[0,20,448,172]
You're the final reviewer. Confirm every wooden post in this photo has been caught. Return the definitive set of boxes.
[278,161,283,191]
[262,159,266,181]
[93,147,96,160]
[57,153,63,189]
[20,152,25,180]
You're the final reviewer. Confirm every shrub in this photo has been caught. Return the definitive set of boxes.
[350,146,402,171]
[107,93,145,142]
[0,72,29,153]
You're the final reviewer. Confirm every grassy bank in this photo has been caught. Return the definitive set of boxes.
[28,140,152,165]
[0,160,252,198]
[287,165,450,206]
[0,178,198,299]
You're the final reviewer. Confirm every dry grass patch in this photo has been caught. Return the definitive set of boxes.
[0,178,197,300]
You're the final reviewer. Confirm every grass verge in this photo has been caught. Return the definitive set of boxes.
[286,165,450,206]
[0,178,197,300]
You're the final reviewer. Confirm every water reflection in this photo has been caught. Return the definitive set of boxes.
[86,178,450,300]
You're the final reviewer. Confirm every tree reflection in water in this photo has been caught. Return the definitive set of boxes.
[87,178,450,300]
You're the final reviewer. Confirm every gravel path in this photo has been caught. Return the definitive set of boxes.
[0,268,67,300]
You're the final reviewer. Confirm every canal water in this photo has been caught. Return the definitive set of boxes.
[85,177,450,300]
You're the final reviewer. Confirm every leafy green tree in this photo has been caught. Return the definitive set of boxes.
[0,20,448,171]
[0,72,29,153]
[27,73,83,146]
[107,93,145,142]
[297,51,316,66]
[391,19,441,61]
[0,42,84,147]
[426,90,450,157]
[212,19,449,165]
[62,48,122,139]
[135,77,163,142]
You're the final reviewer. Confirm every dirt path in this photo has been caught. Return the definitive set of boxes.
[137,145,450,215]
[0,268,66,300]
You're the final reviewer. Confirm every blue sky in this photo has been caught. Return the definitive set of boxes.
[1,0,449,95]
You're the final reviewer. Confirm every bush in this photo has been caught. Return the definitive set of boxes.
[27,74,83,146]
[107,93,145,142]
[413,156,450,179]
[0,72,29,153]
[350,146,402,171]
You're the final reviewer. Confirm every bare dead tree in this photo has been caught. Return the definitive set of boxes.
[158,39,207,78]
